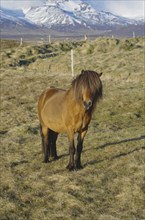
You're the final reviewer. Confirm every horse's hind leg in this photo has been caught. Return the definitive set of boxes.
[40,125,50,163]
[50,130,58,160]
[40,124,45,154]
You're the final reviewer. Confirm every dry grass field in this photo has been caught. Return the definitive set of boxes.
[0,37,145,220]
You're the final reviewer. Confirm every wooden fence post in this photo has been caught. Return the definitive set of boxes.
[84,35,87,41]
[49,34,51,44]
[20,37,23,46]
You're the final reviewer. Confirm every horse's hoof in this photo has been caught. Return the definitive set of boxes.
[43,159,49,163]
[75,161,83,170]
[76,165,83,170]
[53,155,59,161]
[66,164,75,171]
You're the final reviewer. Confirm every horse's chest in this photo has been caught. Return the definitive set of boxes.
[74,122,82,132]
[73,114,84,132]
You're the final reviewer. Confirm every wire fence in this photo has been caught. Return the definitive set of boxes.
[1,33,109,46]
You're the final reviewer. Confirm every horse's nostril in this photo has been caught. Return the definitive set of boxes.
[83,100,92,110]
[88,100,92,107]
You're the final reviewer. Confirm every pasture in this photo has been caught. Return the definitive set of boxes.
[0,37,145,220]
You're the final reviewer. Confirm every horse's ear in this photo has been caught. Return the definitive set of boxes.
[98,72,102,77]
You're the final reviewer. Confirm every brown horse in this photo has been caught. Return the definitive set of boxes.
[38,70,103,170]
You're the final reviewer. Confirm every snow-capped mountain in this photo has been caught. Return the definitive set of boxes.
[23,0,144,29]
[1,0,144,38]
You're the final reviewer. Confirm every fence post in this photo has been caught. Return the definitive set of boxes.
[49,34,51,43]
[20,37,23,46]
[133,31,135,38]
[84,34,87,41]
[71,49,74,78]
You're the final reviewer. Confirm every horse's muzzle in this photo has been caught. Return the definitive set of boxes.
[83,100,92,110]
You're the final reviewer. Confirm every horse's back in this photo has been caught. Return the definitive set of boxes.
[39,87,65,106]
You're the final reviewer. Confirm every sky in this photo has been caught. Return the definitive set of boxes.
[0,0,144,18]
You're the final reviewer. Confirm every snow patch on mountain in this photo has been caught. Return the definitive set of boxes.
[22,0,143,29]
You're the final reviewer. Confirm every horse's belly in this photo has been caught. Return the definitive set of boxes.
[48,122,66,133]
[42,107,67,133]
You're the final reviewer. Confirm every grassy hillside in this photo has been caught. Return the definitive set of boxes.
[0,37,145,220]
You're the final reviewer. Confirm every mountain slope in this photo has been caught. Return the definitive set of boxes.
[0,8,38,31]
[23,0,144,29]
[0,0,144,38]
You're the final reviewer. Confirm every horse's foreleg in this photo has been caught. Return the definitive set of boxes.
[67,131,75,171]
[75,129,88,169]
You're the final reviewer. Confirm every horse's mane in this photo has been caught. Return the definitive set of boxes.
[71,70,103,111]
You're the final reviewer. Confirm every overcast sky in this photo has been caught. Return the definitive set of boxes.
[1,0,144,18]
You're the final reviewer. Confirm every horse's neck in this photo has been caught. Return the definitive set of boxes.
[66,88,78,102]
[65,88,83,109]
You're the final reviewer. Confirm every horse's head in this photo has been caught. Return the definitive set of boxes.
[81,70,102,111]
[71,70,103,111]
[82,86,93,110]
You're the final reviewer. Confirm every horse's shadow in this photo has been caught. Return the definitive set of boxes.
[96,135,145,150]
[84,135,145,167]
